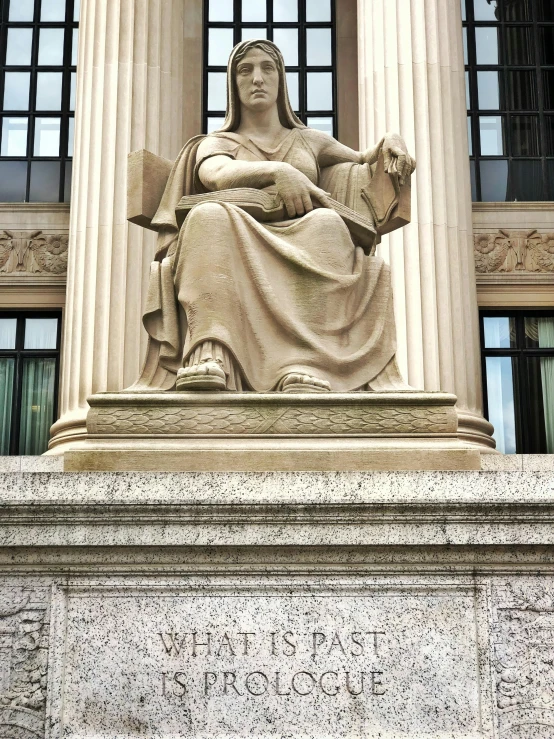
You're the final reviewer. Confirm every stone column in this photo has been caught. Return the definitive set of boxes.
[358,0,494,449]
[49,0,187,451]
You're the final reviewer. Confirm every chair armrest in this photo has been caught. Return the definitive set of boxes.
[127,149,173,230]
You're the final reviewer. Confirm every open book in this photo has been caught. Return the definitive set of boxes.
[175,188,378,255]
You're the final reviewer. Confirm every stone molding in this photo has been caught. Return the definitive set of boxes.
[474,229,554,273]
[0,230,68,277]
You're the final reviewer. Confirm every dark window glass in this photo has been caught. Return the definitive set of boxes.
[509,115,540,156]
[539,26,554,64]
[543,70,554,109]
[481,311,554,454]
[64,160,72,201]
[29,160,61,201]
[0,161,28,200]
[504,0,533,21]
[204,0,337,136]
[0,312,61,456]
[508,159,545,200]
[480,159,508,201]
[0,1,79,203]
[507,71,537,110]
[537,0,554,21]
[470,159,477,200]
[504,26,534,65]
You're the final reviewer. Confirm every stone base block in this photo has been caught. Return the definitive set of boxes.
[64,390,481,471]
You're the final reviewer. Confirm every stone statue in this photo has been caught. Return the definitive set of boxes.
[137,39,416,394]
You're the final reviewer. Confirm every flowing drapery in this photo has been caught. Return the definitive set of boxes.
[0,359,14,455]
[538,318,554,453]
[18,358,56,455]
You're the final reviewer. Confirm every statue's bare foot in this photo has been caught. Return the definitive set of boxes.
[278,372,331,393]
[176,361,227,391]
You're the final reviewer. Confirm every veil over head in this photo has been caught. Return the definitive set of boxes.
[217,39,305,132]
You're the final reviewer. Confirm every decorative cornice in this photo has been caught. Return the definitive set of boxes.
[0,230,68,277]
[472,202,554,212]
[474,229,554,274]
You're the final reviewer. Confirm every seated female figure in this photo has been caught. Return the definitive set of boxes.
[142,39,416,394]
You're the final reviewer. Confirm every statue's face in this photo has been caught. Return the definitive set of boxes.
[235,48,280,113]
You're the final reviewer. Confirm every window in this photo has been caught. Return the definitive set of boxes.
[204,0,336,136]
[0,312,61,455]
[0,0,79,203]
[481,311,554,453]
[463,0,554,201]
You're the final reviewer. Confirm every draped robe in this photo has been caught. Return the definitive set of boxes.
[140,128,405,392]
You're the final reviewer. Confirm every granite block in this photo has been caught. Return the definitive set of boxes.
[20,455,64,473]
[522,454,554,471]
[0,457,20,472]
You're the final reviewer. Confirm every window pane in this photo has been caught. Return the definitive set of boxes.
[523,356,554,453]
[543,71,554,110]
[546,115,554,155]
[68,116,74,156]
[0,359,15,456]
[306,0,331,22]
[40,0,66,22]
[473,0,498,21]
[64,160,72,202]
[480,159,508,201]
[34,117,61,156]
[0,162,28,201]
[470,159,477,201]
[504,0,532,21]
[70,72,76,110]
[505,26,533,65]
[463,28,468,66]
[6,28,33,66]
[72,28,79,66]
[242,0,266,22]
[38,28,65,66]
[461,0,466,21]
[507,71,537,110]
[208,28,234,67]
[1,117,28,156]
[475,27,498,65]
[477,71,500,109]
[24,318,58,349]
[306,72,333,110]
[36,72,63,110]
[241,27,267,41]
[4,73,30,111]
[548,160,554,198]
[509,116,540,156]
[18,358,56,456]
[509,160,545,200]
[525,317,554,348]
[485,356,517,454]
[209,0,233,22]
[465,71,470,110]
[537,0,554,21]
[273,29,298,67]
[207,72,227,111]
[74,0,80,21]
[274,0,298,22]
[9,0,34,21]
[207,117,224,134]
[484,316,515,348]
[0,319,17,349]
[306,28,332,67]
[307,116,333,136]
[479,116,503,155]
[286,72,299,110]
[467,116,473,155]
[29,161,60,202]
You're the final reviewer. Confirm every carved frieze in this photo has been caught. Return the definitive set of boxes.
[0,231,68,276]
[493,579,554,737]
[474,230,554,273]
[0,586,50,739]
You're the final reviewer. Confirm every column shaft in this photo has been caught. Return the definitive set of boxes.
[358,0,494,448]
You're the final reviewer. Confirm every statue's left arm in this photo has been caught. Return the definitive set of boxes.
[307,129,416,185]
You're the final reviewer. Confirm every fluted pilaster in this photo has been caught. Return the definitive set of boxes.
[358,0,494,448]
[49,0,185,450]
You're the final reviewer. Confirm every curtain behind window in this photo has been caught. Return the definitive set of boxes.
[18,358,56,455]
[0,358,14,454]
[539,319,554,453]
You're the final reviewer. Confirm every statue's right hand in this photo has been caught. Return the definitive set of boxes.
[274,166,333,218]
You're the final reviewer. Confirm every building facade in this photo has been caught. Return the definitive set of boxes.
[0,0,553,457]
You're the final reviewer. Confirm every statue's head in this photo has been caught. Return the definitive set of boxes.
[217,39,305,132]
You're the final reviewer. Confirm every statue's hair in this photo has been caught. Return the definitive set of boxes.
[216,39,305,133]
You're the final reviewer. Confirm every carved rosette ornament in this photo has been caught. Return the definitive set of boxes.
[0,587,50,739]
[493,579,554,737]
[474,230,554,274]
[0,231,68,276]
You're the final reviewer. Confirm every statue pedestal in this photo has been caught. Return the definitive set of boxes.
[64,391,482,471]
